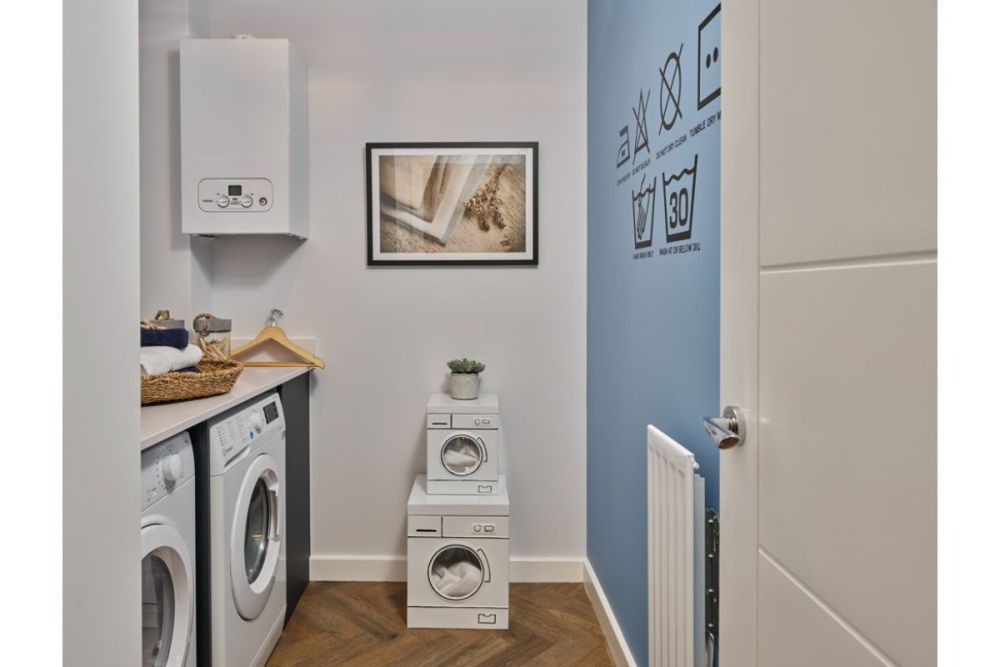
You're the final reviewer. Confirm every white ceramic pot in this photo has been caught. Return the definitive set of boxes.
[449,373,481,400]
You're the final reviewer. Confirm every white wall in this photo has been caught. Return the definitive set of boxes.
[140,0,213,320]
[191,0,588,570]
[64,0,141,663]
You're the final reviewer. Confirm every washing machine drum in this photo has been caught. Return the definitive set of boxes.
[440,435,485,476]
[141,523,193,667]
[428,545,487,600]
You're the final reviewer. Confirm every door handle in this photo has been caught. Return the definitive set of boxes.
[269,489,281,539]
[703,406,746,450]
[477,548,491,582]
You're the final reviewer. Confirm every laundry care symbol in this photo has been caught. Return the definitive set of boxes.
[659,44,683,134]
[697,4,722,110]
[616,125,631,168]
[632,89,651,163]
[616,89,652,168]
[662,154,698,243]
[631,173,657,249]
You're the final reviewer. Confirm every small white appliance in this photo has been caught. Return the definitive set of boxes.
[205,393,286,667]
[141,432,197,667]
[407,474,510,629]
[180,38,308,237]
[426,393,501,495]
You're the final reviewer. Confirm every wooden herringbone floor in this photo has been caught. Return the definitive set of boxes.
[266,582,615,666]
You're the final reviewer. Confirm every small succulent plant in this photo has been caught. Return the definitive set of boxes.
[447,358,486,375]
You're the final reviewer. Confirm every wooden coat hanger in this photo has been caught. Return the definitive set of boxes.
[231,309,325,369]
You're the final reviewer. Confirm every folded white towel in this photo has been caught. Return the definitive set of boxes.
[140,344,204,376]
[432,564,460,589]
[430,560,483,598]
[443,443,481,473]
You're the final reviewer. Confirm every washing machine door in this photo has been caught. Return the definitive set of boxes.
[427,543,491,601]
[140,523,193,667]
[440,434,487,477]
[230,453,281,620]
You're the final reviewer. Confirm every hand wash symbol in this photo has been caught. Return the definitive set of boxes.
[632,173,657,249]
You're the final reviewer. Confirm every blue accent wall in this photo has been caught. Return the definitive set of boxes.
[587,1,721,664]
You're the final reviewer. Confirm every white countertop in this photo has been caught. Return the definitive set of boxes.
[141,366,312,450]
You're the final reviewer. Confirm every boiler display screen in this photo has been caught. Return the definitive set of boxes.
[228,184,242,196]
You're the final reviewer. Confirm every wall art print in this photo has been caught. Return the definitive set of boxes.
[366,142,538,266]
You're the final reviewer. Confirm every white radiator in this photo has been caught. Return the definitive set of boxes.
[647,426,706,667]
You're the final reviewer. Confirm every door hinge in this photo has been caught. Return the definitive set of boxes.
[706,508,720,646]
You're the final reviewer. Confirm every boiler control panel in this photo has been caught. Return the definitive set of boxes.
[198,177,274,212]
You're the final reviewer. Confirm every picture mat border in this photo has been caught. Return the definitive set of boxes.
[365,142,539,266]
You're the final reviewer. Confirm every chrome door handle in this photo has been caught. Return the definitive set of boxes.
[703,406,746,450]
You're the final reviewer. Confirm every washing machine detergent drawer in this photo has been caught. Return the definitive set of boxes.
[407,536,509,608]
[407,606,509,630]
[426,413,499,430]
[426,429,499,485]
[408,515,509,538]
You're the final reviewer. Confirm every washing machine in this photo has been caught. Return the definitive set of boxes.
[141,432,197,667]
[426,393,501,495]
[204,392,286,667]
[407,474,510,629]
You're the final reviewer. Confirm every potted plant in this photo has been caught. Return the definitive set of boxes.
[447,358,486,400]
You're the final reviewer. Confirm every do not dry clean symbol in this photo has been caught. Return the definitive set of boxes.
[659,44,684,134]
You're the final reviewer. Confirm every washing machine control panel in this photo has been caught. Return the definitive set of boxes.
[141,432,195,510]
[442,516,510,539]
[428,413,500,430]
[452,414,498,429]
[208,393,285,475]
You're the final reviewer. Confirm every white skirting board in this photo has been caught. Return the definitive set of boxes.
[310,555,584,583]
[583,559,639,667]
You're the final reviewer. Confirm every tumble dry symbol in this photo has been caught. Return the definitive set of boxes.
[697,4,722,110]
[659,44,684,134]
[631,173,657,249]
[662,154,698,243]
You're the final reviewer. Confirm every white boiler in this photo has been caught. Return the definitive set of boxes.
[180,38,308,238]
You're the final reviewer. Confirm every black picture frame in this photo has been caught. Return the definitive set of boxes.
[365,142,539,266]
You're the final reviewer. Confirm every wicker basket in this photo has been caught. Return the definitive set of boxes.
[141,313,244,405]
[141,359,244,406]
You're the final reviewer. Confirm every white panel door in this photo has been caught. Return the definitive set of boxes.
[719,1,936,666]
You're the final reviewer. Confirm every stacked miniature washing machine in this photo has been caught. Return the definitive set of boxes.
[407,393,510,629]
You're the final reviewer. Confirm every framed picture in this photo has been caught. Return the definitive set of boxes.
[366,142,538,266]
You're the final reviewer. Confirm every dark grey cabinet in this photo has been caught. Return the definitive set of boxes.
[278,373,310,623]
